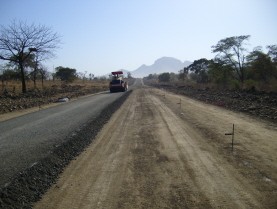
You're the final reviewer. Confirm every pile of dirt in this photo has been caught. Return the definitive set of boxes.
[0,90,132,209]
[150,83,277,123]
[0,84,107,114]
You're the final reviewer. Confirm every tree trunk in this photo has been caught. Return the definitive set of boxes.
[1,79,4,92]
[19,62,27,93]
[241,67,244,84]
[41,76,44,88]
[33,69,37,88]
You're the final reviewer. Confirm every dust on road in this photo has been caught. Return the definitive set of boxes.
[34,87,277,209]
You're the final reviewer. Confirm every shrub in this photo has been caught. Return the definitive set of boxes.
[244,79,257,91]
[230,79,241,90]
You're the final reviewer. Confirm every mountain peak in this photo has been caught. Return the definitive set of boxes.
[132,57,191,78]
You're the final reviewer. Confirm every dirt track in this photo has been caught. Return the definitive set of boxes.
[34,86,277,209]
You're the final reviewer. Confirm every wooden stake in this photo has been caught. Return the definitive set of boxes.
[225,124,235,151]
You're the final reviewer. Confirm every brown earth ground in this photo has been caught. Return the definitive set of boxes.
[34,85,277,209]
[147,82,277,123]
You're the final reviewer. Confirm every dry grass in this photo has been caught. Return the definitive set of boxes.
[0,79,110,114]
[1,79,109,95]
[0,78,135,114]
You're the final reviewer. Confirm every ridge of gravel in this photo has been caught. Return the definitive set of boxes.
[0,90,132,209]
[149,83,277,123]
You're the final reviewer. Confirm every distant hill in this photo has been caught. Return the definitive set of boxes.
[131,57,191,78]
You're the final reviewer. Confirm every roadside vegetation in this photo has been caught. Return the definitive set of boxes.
[0,20,135,114]
[0,63,133,114]
[1,20,275,117]
[143,36,277,122]
[145,35,277,92]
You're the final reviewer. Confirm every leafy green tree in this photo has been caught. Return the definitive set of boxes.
[169,72,178,82]
[0,63,21,80]
[55,66,77,83]
[0,64,21,91]
[158,72,170,82]
[178,67,189,81]
[208,59,233,88]
[20,53,40,88]
[0,20,61,93]
[187,58,210,83]
[247,47,276,83]
[38,65,50,87]
[127,72,132,78]
[1,68,20,80]
[267,45,277,64]
[212,35,250,84]
[89,73,94,80]
[146,74,153,79]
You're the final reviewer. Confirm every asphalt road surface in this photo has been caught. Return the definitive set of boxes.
[34,86,277,209]
[0,91,125,187]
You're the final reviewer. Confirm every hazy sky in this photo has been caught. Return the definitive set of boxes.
[1,0,277,76]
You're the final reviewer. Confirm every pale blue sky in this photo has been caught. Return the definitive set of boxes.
[1,0,277,76]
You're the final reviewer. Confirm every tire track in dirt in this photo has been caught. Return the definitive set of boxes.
[151,87,277,208]
[34,87,276,209]
[148,93,261,208]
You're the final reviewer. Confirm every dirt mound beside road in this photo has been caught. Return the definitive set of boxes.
[150,83,277,123]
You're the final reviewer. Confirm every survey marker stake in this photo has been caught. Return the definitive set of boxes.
[225,124,235,152]
[177,98,182,108]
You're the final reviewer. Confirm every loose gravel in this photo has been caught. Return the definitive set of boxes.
[0,90,132,209]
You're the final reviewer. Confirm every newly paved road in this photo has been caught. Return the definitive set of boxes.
[0,91,125,187]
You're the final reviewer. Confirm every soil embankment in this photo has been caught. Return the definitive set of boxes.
[149,83,277,123]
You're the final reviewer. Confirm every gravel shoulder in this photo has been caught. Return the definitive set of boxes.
[34,86,277,209]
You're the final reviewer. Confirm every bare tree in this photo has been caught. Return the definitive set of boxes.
[0,20,61,93]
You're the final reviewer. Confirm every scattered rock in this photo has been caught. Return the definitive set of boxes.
[57,97,69,102]
[248,105,257,110]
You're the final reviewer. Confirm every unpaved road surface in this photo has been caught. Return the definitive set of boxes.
[34,85,277,209]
